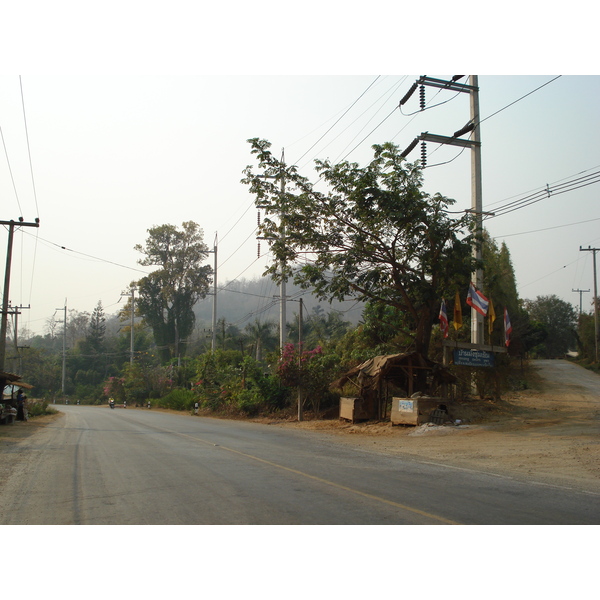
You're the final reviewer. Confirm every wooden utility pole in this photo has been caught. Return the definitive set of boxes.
[0,218,40,373]
[8,304,29,374]
[580,246,599,362]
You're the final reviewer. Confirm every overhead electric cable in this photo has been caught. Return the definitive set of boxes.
[332,78,408,164]
[219,198,256,243]
[479,75,562,125]
[488,170,600,218]
[294,76,381,165]
[19,76,40,218]
[494,216,600,238]
[21,230,149,273]
[0,125,23,215]
[338,105,400,163]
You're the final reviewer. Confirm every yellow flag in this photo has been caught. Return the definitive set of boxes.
[453,291,462,330]
[488,297,496,337]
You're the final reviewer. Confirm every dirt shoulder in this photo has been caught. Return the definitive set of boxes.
[258,360,600,494]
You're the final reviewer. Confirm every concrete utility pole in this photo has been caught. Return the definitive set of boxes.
[400,76,484,345]
[469,75,484,346]
[256,149,288,352]
[579,246,599,362]
[0,218,40,372]
[210,233,218,352]
[572,288,590,315]
[121,287,137,364]
[55,302,67,395]
[279,149,287,351]
[296,297,304,422]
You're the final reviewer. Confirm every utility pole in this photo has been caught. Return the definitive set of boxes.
[296,297,304,422]
[279,149,287,351]
[579,246,599,362]
[209,233,218,352]
[400,76,484,344]
[572,288,590,315]
[121,286,137,364]
[8,303,29,374]
[469,75,484,346]
[256,149,287,352]
[0,218,40,372]
[55,302,67,395]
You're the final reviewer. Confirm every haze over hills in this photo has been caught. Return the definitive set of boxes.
[194,276,365,332]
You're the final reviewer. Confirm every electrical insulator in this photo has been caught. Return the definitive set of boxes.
[257,210,261,226]
[421,141,427,167]
[257,241,261,258]
[419,85,425,110]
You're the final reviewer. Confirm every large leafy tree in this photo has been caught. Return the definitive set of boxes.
[243,139,477,360]
[524,294,577,357]
[135,221,212,362]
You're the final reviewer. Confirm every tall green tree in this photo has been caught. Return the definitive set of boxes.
[524,294,577,357]
[87,301,106,355]
[243,139,477,361]
[482,232,521,347]
[135,221,213,362]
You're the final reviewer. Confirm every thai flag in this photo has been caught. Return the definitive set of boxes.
[504,308,513,347]
[466,282,489,317]
[439,299,449,338]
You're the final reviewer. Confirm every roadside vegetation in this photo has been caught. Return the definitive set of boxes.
[8,142,598,417]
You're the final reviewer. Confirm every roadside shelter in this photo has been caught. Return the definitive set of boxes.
[332,352,455,421]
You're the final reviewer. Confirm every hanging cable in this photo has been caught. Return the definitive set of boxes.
[19,76,40,219]
[294,76,381,165]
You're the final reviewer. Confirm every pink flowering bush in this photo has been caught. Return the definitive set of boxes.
[277,343,339,414]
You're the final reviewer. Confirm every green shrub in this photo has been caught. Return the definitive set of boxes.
[233,388,263,416]
[158,388,196,411]
[27,399,57,417]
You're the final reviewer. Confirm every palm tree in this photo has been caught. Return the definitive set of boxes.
[244,320,277,361]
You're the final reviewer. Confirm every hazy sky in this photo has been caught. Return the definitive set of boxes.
[1,73,598,335]
[1,4,598,340]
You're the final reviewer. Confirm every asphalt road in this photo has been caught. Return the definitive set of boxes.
[0,404,598,525]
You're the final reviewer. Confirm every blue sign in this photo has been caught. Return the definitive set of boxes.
[453,348,495,367]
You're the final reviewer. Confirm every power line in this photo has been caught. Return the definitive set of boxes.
[485,164,600,209]
[0,125,23,215]
[19,77,40,219]
[495,215,600,239]
[21,230,150,273]
[294,76,381,166]
[486,170,600,218]
[480,75,562,125]
[331,78,408,164]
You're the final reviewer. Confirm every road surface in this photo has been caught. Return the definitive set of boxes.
[0,403,598,524]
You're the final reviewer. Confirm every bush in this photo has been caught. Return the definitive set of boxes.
[234,388,263,416]
[158,388,196,411]
[26,399,57,417]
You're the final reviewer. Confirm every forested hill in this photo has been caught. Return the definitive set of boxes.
[193,276,364,329]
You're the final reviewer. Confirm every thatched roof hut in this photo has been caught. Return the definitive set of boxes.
[332,352,455,420]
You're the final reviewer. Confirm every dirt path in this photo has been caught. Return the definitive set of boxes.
[267,360,600,494]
